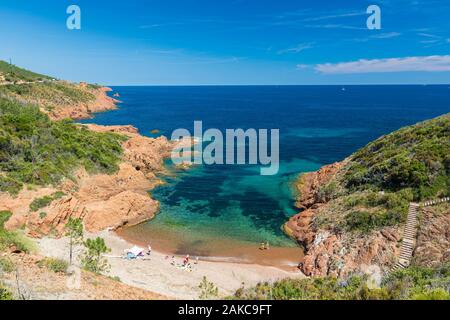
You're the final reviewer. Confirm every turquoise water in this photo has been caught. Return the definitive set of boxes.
[81,85,450,250]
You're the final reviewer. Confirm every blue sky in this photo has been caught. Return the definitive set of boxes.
[1,0,449,85]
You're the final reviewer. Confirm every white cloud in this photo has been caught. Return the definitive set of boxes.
[420,39,439,44]
[417,32,441,39]
[277,43,314,54]
[353,32,402,42]
[371,32,401,39]
[303,11,365,22]
[315,55,450,74]
[305,24,366,30]
[139,22,184,29]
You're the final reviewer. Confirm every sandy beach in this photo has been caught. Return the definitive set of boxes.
[36,231,305,299]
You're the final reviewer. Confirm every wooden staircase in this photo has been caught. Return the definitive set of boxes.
[391,203,419,271]
[391,197,450,272]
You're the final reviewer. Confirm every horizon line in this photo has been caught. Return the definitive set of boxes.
[104,83,450,87]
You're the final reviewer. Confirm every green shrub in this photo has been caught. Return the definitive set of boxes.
[81,237,110,274]
[29,196,53,212]
[383,263,450,300]
[344,209,404,233]
[37,257,68,274]
[233,275,379,300]
[0,211,34,253]
[0,284,14,300]
[198,276,219,299]
[110,276,121,282]
[0,211,12,228]
[0,257,15,273]
[30,192,65,212]
[411,288,450,300]
[317,182,338,202]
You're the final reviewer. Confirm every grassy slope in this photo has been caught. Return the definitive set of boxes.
[0,82,97,112]
[0,60,52,83]
[310,113,449,233]
[345,113,450,199]
[0,63,125,195]
[0,60,99,112]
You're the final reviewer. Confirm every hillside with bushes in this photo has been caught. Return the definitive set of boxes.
[0,60,117,120]
[318,113,448,232]
[0,61,52,83]
[0,97,126,195]
[285,114,450,277]
[233,262,450,300]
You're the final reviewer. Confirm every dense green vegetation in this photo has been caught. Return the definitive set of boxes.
[0,60,52,83]
[233,263,450,300]
[312,114,450,233]
[0,97,126,195]
[345,114,449,200]
[339,189,413,232]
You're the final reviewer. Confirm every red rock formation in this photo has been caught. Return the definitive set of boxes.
[285,161,400,277]
[413,205,450,267]
[48,87,119,121]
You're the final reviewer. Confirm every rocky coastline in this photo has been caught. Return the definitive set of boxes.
[1,87,179,238]
[284,162,401,277]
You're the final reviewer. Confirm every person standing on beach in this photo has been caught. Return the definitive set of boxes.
[183,254,190,266]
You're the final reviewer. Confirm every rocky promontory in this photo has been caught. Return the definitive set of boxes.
[1,124,177,237]
[285,162,400,277]
[285,113,449,277]
[0,76,185,238]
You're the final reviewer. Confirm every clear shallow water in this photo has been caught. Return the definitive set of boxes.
[81,85,450,255]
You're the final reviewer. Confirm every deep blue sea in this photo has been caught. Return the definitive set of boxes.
[81,85,450,257]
